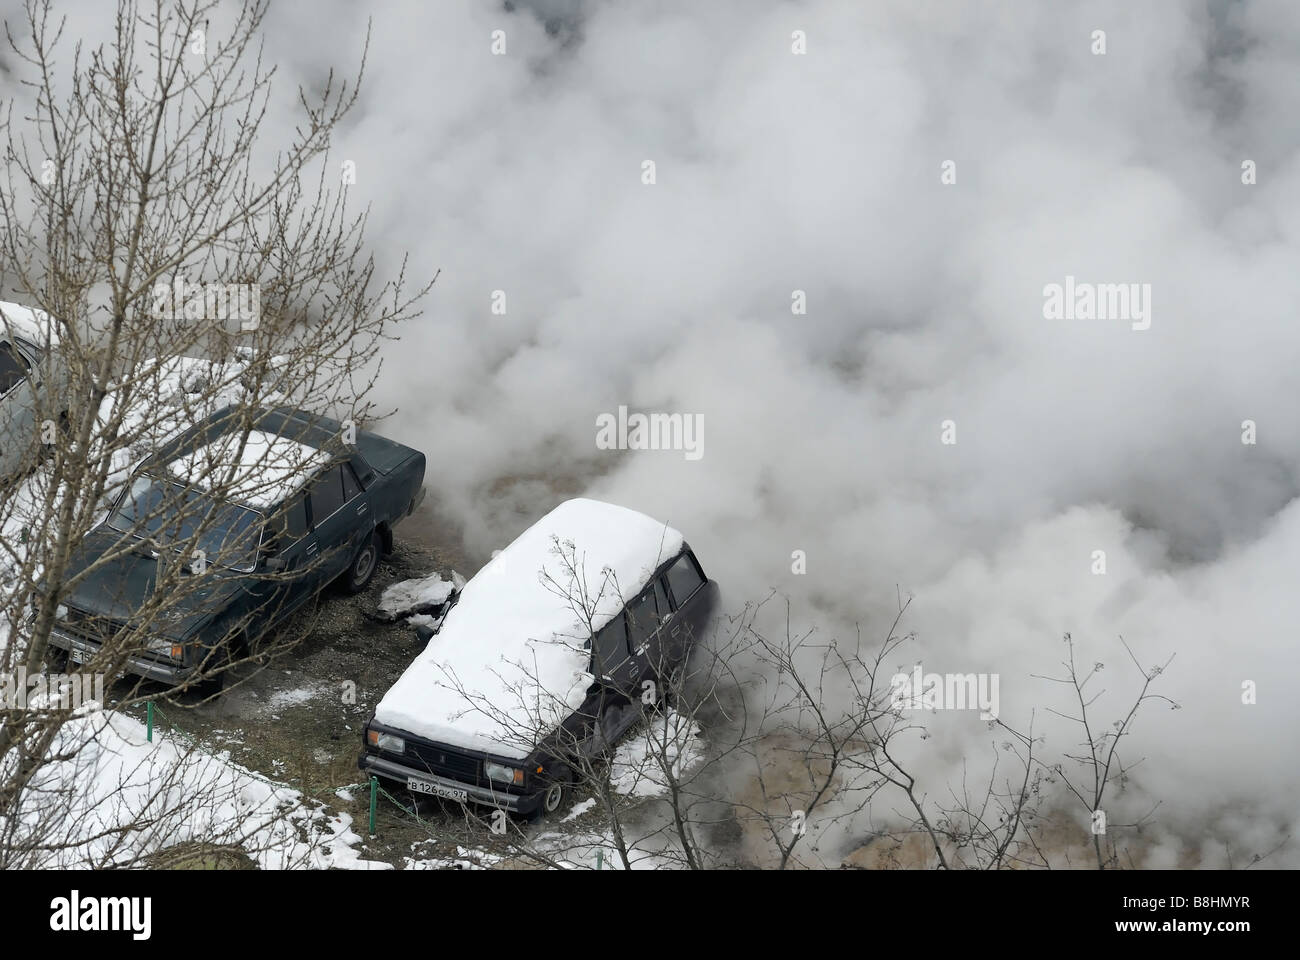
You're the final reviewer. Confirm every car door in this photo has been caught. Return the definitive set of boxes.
[624,577,673,695]
[590,611,633,692]
[250,491,313,627]
[661,549,710,666]
[583,612,642,752]
[302,461,370,592]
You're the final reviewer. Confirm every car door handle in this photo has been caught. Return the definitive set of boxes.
[305,542,318,555]
[356,503,368,516]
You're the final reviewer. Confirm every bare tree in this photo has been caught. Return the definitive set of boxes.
[1034,633,1177,869]
[0,0,430,866]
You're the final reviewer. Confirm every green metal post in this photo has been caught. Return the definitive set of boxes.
[369,777,378,835]
[596,848,603,871]
[146,701,153,742]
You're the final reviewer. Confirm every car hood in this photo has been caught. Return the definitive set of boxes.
[59,526,248,639]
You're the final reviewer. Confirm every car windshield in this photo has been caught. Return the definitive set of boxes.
[106,474,264,572]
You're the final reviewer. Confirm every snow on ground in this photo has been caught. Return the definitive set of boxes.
[481,710,709,870]
[403,841,503,870]
[560,798,596,823]
[608,709,705,798]
[2,707,387,869]
[265,681,330,711]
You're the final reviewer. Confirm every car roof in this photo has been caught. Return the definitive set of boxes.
[0,300,59,347]
[143,405,360,505]
[160,427,331,510]
[375,498,686,758]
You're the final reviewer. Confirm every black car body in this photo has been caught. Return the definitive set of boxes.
[46,404,426,686]
[359,498,718,818]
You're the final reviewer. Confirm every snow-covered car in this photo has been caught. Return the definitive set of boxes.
[47,404,427,690]
[0,300,70,480]
[359,498,719,819]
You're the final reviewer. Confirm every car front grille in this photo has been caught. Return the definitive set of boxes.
[59,609,127,647]
[401,741,482,782]
[55,611,181,664]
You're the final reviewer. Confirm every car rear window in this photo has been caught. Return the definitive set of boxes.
[666,552,705,607]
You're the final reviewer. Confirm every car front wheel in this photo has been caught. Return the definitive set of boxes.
[341,533,379,594]
[530,767,573,822]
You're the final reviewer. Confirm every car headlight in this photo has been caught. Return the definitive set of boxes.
[485,761,523,785]
[366,730,404,754]
[146,636,185,659]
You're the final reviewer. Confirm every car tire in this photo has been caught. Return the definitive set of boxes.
[194,644,230,700]
[529,767,573,822]
[340,533,379,595]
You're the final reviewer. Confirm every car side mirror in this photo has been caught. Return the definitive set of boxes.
[264,555,288,572]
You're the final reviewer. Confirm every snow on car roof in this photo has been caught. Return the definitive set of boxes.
[164,428,329,510]
[0,300,59,347]
[375,498,685,760]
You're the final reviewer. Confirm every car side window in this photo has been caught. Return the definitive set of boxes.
[665,551,706,608]
[626,588,660,651]
[592,613,629,674]
[284,493,309,540]
[342,462,362,502]
[0,340,29,395]
[264,493,308,551]
[307,465,345,525]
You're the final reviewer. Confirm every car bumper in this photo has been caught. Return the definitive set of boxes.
[358,752,541,815]
[47,629,194,684]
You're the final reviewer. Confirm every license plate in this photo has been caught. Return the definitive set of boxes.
[69,647,124,679]
[407,777,467,803]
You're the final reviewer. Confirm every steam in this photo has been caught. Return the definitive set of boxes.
[346,0,1300,866]
[13,0,1300,865]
